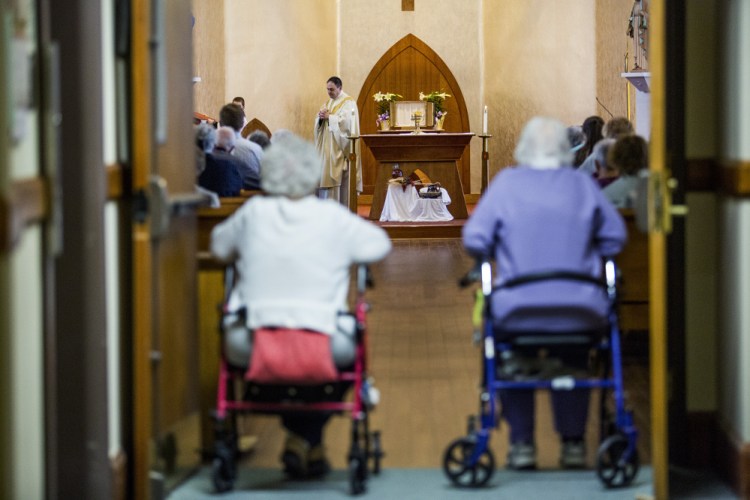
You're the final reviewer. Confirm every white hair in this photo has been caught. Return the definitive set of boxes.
[513,117,573,169]
[261,133,322,198]
[195,123,216,153]
[270,128,294,144]
[216,126,236,150]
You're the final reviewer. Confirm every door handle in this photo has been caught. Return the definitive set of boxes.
[634,170,688,234]
[147,175,211,239]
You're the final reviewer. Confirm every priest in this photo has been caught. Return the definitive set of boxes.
[314,76,362,205]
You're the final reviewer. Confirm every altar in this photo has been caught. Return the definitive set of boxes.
[361,132,474,221]
[380,184,453,222]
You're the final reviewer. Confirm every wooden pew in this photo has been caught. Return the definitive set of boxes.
[197,190,262,252]
[616,209,649,332]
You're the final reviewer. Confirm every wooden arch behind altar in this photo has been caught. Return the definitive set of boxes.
[241,118,272,139]
[356,34,471,195]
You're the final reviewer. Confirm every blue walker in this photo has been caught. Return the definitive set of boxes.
[442,259,639,488]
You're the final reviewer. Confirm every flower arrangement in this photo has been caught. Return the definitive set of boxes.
[373,91,402,125]
[419,90,451,121]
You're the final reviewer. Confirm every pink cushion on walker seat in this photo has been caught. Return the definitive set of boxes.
[245,328,339,385]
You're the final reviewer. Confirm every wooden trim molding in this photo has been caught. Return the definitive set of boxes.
[106,163,125,200]
[685,158,719,191]
[0,177,49,253]
[241,118,271,139]
[685,158,750,196]
[719,159,750,196]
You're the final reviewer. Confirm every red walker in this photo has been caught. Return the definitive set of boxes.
[211,265,382,495]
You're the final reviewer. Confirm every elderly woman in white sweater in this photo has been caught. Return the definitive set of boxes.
[211,133,391,479]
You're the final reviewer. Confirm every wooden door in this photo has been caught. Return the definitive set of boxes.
[645,1,675,498]
[131,0,202,497]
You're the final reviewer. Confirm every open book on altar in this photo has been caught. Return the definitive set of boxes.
[389,101,435,128]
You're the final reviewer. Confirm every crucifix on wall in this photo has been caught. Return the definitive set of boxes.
[402,0,414,12]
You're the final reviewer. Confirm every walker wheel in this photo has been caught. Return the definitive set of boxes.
[211,442,236,493]
[596,434,639,488]
[370,431,383,475]
[443,437,495,487]
[349,450,367,495]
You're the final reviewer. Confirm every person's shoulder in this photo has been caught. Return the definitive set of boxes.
[245,139,263,154]
[211,150,240,165]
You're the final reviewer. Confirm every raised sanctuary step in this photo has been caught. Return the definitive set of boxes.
[376,219,464,239]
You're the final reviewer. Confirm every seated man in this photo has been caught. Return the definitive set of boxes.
[210,134,391,479]
[462,117,627,470]
[219,103,264,190]
[195,125,243,197]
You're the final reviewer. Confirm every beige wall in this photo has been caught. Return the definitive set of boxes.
[485,0,601,173]
[192,0,226,120]
[485,0,632,174]
[596,0,634,122]
[223,0,336,138]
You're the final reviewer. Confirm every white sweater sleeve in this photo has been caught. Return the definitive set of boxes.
[343,212,392,263]
[210,204,249,262]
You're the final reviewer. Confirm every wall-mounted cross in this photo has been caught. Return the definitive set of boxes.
[402,0,414,12]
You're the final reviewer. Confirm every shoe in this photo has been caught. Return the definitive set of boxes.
[281,433,309,479]
[560,440,586,468]
[306,444,331,478]
[507,442,537,470]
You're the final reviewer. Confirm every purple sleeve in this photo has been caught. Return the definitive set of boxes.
[593,188,628,257]
[462,178,503,258]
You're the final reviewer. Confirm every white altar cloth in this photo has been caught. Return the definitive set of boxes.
[379,184,453,222]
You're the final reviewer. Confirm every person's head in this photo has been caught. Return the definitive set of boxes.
[270,128,293,144]
[608,135,648,176]
[219,103,245,132]
[215,126,236,152]
[231,96,245,109]
[582,116,604,148]
[514,117,573,169]
[591,138,617,176]
[195,123,216,153]
[568,126,588,167]
[326,76,343,100]
[248,130,271,149]
[603,116,634,139]
[261,133,322,198]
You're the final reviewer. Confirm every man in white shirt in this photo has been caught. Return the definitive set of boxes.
[313,76,362,206]
[219,103,263,190]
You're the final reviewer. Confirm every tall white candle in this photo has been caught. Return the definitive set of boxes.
[482,105,488,134]
[351,109,356,136]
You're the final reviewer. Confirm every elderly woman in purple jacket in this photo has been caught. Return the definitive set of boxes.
[462,117,627,470]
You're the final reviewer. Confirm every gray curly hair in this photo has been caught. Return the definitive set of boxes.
[514,117,573,169]
[195,123,216,153]
[591,138,617,173]
[260,133,322,198]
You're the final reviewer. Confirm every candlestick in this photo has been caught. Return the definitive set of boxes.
[482,105,488,134]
